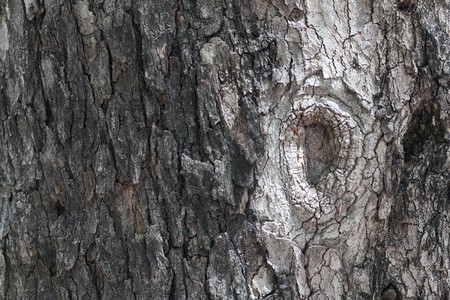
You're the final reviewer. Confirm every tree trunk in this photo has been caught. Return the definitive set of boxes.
[0,0,449,299]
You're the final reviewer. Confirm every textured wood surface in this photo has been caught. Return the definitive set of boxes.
[0,0,448,299]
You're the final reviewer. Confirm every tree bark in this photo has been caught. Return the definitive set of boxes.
[0,0,449,299]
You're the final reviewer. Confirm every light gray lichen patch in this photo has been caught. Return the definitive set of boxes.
[0,17,8,62]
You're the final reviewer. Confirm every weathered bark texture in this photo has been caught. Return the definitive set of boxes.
[0,0,449,299]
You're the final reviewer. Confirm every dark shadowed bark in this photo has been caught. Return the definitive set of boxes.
[0,0,449,299]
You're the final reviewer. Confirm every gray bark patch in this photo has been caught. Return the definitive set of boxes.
[304,124,336,185]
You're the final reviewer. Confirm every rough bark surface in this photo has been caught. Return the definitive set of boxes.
[0,0,449,299]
